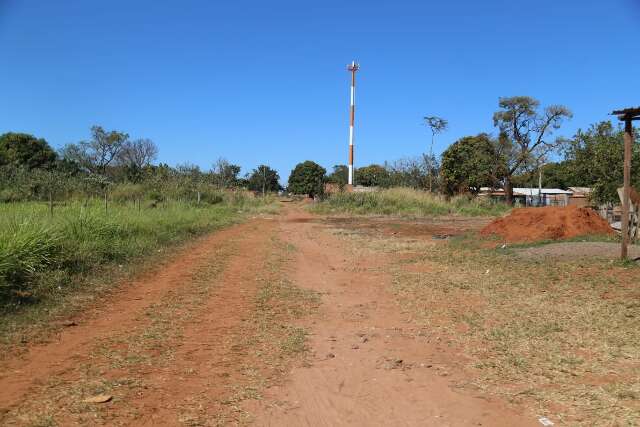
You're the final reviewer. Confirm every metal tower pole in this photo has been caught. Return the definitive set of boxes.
[347,61,359,186]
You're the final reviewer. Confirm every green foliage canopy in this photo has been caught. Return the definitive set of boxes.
[356,164,389,187]
[247,165,281,194]
[565,121,640,204]
[0,133,57,170]
[440,134,504,195]
[326,165,348,188]
[287,161,326,197]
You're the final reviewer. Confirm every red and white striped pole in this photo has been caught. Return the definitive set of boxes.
[347,61,359,186]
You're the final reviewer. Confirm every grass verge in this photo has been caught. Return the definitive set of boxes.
[0,197,277,351]
[332,224,640,426]
[312,187,510,217]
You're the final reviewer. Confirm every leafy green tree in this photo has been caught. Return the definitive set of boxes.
[440,134,504,195]
[247,165,281,195]
[287,161,326,197]
[510,161,576,189]
[326,165,348,189]
[493,96,572,203]
[564,121,640,204]
[0,132,57,169]
[356,164,389,187]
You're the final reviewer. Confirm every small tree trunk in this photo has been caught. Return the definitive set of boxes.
[104,191,108,214]
[505,175,514,205]
[49,190,54,217]
[197,191,201,205]
[538,167,543,206]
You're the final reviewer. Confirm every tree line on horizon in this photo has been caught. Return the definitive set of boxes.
[312,96,639,205]
[2,96,639,206]
[0,127,282,205]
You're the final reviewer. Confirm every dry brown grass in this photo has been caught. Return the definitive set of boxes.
[1,232,320,427]
[329,221,640,426]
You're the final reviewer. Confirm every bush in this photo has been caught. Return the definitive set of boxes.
[110,183,145,203]
[312,187,509,217]
[0,221,61,299]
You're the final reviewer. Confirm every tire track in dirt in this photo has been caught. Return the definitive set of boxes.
[127,218,279,426]
[245,207,538,426]
[0,218,276,425]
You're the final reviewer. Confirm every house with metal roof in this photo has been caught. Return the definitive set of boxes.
[479,187,573,207]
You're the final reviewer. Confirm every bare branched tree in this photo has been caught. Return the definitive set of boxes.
[118,138,158,169]
[61,126,129,175]
[493,96,572,203]
[212,158,241,189]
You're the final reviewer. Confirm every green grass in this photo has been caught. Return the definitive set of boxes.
[312,187,510,217]
[0,195,276,316]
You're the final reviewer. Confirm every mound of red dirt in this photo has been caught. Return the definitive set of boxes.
[481,205,614,243]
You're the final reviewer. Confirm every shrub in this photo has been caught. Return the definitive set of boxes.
[313,187,509,217]
[0,221,61,299]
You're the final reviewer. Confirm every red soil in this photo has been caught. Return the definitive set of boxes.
[481,205,615,243]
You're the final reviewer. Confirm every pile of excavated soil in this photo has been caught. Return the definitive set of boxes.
[481,205,614,243]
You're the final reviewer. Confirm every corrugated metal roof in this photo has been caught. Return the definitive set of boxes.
[512,188,572,196]
[567,187,592,194]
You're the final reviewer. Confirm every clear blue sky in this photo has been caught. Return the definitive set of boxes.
[1,0,639,181]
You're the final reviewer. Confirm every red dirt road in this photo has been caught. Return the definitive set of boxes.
[0,206,537,426]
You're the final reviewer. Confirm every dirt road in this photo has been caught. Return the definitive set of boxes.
[0,206,536,426]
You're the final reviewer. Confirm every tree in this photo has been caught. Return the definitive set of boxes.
[326,165,348,189]
[493,96,572,203]
[384,157,429,189]
[61,126,129,174]
[510,160,576,190]
[356,164,389,187]
[118,138,158,169]
[423,116,448,192]
[212,158,241,188]
[0,132,57,170]
[117,138,159,182]
[287,161,326,198]
[563,121,640,204]
[440,134,504,195]
[247,165,280,195]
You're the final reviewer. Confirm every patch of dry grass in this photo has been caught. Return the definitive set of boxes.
[1,245,235,426]
[211,238,321,425]
[331,224,640,426]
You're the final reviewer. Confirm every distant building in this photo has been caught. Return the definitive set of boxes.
[567,187,593,208]
[479,187,572,207]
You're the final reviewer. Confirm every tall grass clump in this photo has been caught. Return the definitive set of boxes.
[0,195,275,314]
[0,221,61,300]
[313,187,509,217]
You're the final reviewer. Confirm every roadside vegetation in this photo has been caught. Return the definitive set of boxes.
[312,187,510,217]
[0,195,276,340]
[0,126,282,349]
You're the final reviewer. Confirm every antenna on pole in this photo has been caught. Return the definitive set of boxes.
[347,60,360,187]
